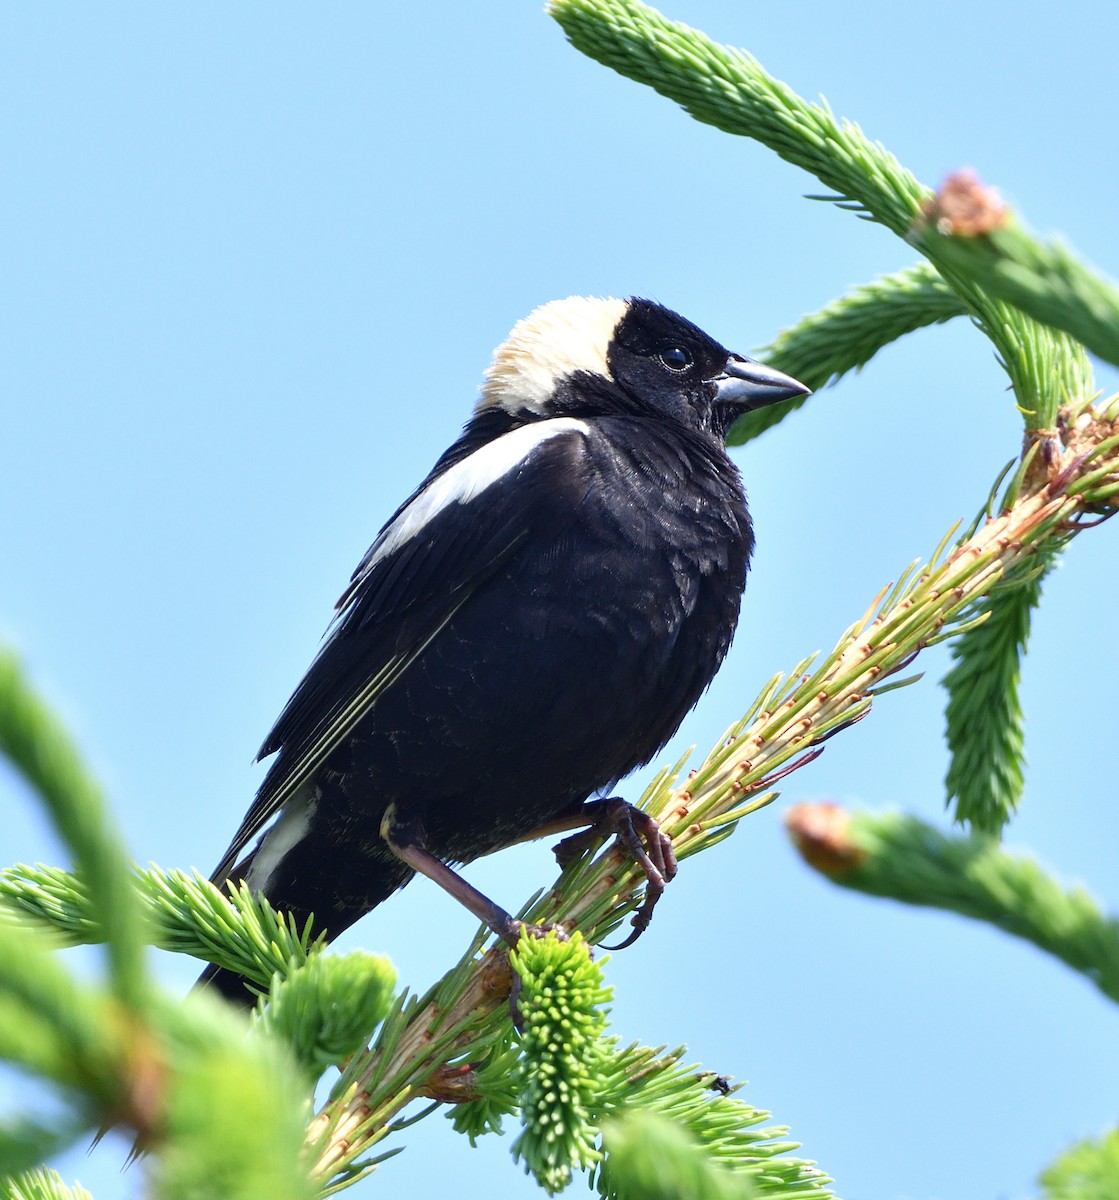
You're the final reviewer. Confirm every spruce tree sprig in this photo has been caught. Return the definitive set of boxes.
[548,0,1093,423]
[942,562,1049,833]
[510,932,610,1194]
[729,261,967,446]
[0,920,122,1104]
[0,650,147,1009]
[306,398,1118,1189]
[913,207,1119,371]
[550,0,925,237]
[0,659,321,1199]
[1038,1127,1119,1200]
[598,1112,755,1200]
[785,805,1119,1005]
[0,865,323,992]
[595,1047,828,1198]
[447,943,830,1200]
[2,1168,93,1200]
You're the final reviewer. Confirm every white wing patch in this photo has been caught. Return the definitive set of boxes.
[245,789,317,888]
[479,296,627,415]
[366,417,590,568]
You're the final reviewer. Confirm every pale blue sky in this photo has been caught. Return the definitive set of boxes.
[3,4,1118,1199]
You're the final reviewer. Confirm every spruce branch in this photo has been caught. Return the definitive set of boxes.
[1,1169,92,1200]
[942,557,1050,834]
[1038,1127,1119,1200]
[0,910,319,1198]
[729,261,967,445]
[595,1046,828,1198]
[785,805,1119,1005]
[304,404,1119,1189]
[0,859,337,1197]
[548,0,1093,422]
[5,401,1115,1193]
[0,650,148,1009]
[0,1125,78,1186]
[0,920,122,1103]
[0,865,323,991]
[452,944,828,1199]
[446,1032,521,1144]
[598,1111,755,1200]
[549,0,925,237]
[146,994,318,1200]
[259,952,396,1079]
[912,182,1119,371]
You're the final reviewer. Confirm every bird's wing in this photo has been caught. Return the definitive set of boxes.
[211,418,591,881]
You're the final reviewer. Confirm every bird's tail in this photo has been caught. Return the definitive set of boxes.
[195,960,261,1008]
[195,840,412,1006]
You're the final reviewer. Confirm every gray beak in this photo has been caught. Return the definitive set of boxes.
[714,355,811,411]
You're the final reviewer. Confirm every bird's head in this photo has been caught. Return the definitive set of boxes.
[478,296,809,441]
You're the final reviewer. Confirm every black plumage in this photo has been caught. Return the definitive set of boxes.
[202,296,808,1002]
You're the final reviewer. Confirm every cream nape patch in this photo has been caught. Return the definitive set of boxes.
[478,296,628,415]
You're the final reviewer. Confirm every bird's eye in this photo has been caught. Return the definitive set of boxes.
[658,345,694,372]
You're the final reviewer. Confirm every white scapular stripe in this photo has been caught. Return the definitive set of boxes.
[367,417,589,567]
[246,791,316,887]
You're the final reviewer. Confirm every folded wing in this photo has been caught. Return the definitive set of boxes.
[210,418,591,882]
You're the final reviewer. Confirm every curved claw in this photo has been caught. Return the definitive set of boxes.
[553,797,678,951]
[601,885,663,952]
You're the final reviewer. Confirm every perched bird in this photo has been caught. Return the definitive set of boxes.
[202,296,808,1002]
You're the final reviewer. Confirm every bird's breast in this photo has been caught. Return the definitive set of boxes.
[329,419,755,863]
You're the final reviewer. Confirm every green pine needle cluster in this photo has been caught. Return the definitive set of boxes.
[595,1045,830,1199]
[600,1111,755,1200]
[258,952,396,1077]
[549,0,925,236]
[446,1032,522,1144]
[942,564,1047,833]
[1039,1127,1119,1200]
[0,649,147,1009]
[731,261,967,445]
[914,217,1119,372]
[1,1169,92,1200]
[510,932,611,1194]
[0,654,320,1199]
[148,993,316,1200]
[0,863,323,991]
[792,809,1119,1006]
[500,935,830,1198]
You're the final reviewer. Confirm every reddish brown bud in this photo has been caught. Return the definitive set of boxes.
[479,946,514,998]
[784,802,866,876]
[919,169,1010,237]
[418,1062,483,1104]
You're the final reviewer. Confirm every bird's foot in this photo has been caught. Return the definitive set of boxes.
[553,796,678,950]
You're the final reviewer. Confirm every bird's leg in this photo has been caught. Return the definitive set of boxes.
[548,796,678,949]
[380,804,540,948]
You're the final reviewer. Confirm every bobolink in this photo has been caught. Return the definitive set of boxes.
[203,296,808,1001]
